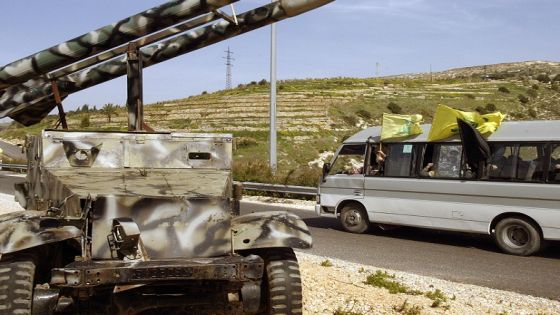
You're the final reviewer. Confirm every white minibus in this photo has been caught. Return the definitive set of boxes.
[316,120,560,256]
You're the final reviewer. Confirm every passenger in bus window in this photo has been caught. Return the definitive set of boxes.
[420,163,435,177]
[420,144,435,177]
[368,145,386,176]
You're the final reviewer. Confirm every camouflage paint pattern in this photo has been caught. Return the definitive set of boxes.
[0,211,82,255]
[91,196,232,259]
[0,0,237,90]
[5,130,313,257]
[232,211,312,250]
[0,0,334,125]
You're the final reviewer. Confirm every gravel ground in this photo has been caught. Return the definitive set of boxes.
[296,251,560,315]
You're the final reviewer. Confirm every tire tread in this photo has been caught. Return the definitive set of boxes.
[0,261,34,315]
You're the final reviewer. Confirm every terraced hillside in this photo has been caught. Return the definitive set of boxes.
[1,61,559,185]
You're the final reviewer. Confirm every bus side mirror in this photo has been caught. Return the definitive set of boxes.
[322,163,330,181]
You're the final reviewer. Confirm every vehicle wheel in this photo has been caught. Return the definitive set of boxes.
[260,248,302,315]
[0,260,35,315]
[340,204,369,234]
[495,217,542,256]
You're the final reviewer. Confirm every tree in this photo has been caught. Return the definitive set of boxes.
[101,103,118,123]
[80,115,90,128]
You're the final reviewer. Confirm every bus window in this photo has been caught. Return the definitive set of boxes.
[328,144,366,176]
[517,145,545,182]
[489,145,516,180]
[549,145,560,183]
[435,145,463,178]
[421,144,462,178]
[384,144,414,177]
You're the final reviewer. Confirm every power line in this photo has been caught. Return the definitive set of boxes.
[223,46,234,89]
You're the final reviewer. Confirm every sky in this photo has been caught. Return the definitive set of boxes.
[0,0,559,114]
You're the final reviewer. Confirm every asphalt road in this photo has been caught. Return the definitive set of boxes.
[240,201,560,301]
[1,174,558,300]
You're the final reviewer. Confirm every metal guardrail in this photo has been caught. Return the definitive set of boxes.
[0,167,316,196]
[0,163,27,170]
[242,182,317,196]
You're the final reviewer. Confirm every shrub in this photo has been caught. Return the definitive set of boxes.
[356,109,372,120]
[531,84,539,90]
[553,74,560,82]
[393,300,422,315]
[342,115,358,126]
[320,260,333,267]
[536,74,551,83]
[475,106,485,114]
[258,79,268,86]
[498,86,510,93]
[527,88,538,98]
[235,137,258,149]
[485,103,497,112]
[364,271,421,295]
[528,108,537,118]
[518,94,529,104]
[552,82,560,92]
[80,115,90,128]
[233,160,274,183]
[464,94,476,99]
[387,102,402,114]
[201,91,208,95]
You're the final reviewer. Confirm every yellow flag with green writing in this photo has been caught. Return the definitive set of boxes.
[427,105,505,141]
[381,113,423,141]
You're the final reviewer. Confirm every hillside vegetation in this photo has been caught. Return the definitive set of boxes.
[1,61,559,186]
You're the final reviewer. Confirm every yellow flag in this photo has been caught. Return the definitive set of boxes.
[381,113,423,141]
[427,105,505,141]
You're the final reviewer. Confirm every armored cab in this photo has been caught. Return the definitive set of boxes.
[0,130,311,314]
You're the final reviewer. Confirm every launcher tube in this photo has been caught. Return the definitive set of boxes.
[1,0,333,124]
[0,0,237,90]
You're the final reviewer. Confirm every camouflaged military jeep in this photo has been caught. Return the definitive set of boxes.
[0,130,311,314]
[0,0,336,312]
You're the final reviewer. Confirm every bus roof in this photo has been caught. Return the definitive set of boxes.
[343,120,560,144]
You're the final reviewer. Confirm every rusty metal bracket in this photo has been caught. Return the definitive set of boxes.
[126,42,144,131]
[51,80,68,130]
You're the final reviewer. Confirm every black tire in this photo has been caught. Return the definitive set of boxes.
[260,248,303,315]
[340,204,369,234]
[0,260,35,315]
[494,217,542,256]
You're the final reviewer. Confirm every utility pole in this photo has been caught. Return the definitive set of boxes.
[376,62,380,77]
[224,46,234,89]
[269,0,277,172]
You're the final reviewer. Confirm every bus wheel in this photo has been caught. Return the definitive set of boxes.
[495,217,542,256]
[0,260,35,315]
[340,204,369,234]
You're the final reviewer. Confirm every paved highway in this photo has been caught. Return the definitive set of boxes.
[1,174,558,300]
[240,201,560,301]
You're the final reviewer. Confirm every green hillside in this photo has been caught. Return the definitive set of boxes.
[1,61,559,186]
